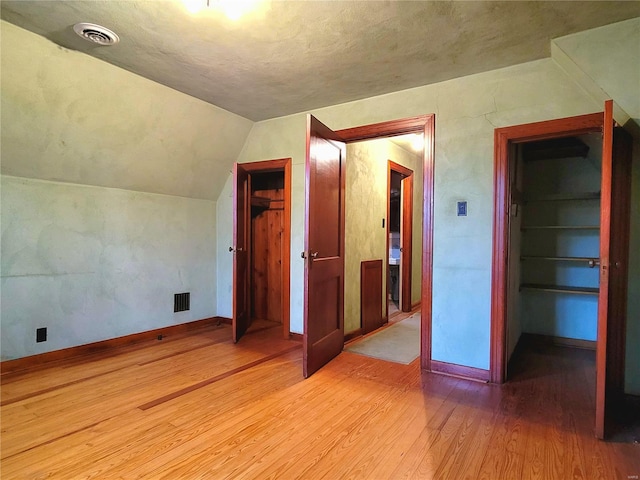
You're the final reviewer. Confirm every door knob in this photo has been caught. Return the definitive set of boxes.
[311,251,318,259]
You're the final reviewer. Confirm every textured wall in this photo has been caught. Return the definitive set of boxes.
[0,22,231,359]
[0,21,253,200]
[553,18,640,125]
[1,176,216,360]
[344,138,423,334]
[553,18,640,394]
[216,116,306,322]
[217,58,604,367]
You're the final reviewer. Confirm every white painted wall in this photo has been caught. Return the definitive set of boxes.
[1,176,216,360]
[0,21,253,200]
[0,22,246,359]
[553,18,640,394]
[553,18,640,125]
[216,115,307,322]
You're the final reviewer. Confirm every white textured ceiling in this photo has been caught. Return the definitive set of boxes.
[2,1,639,121]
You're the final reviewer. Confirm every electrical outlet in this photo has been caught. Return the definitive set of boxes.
[36,327,47,343]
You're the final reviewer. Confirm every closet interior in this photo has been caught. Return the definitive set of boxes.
[250,170,285,325]
[506,133,603,365]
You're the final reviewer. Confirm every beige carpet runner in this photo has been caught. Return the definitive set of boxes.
[344,313,420,364]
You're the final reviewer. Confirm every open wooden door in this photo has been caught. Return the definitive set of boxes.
[303,115,346,378]
[595,100,632,439]
[400,175,413,312]
[491,102,632,437]
[232,163,251,343]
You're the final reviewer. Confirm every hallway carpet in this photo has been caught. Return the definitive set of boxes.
[345,313,420,364]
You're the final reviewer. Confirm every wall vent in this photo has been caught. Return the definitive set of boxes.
[174,292,190,312]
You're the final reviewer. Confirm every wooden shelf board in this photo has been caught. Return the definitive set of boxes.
[251,196,272,208]
[521,256,599,263]
[523,192,600,202]
[521,225,600,230]
[520,283,599,295]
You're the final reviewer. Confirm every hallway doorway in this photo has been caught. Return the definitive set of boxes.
[387,160,414,318]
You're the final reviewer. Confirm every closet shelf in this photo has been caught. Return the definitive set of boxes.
[523,192,600,202]
[521,225,600,230]
[521,256,600,267]
[520,283,599,295]
[251,196,272,208]
[522,137,589,161]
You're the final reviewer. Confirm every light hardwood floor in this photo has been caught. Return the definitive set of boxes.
[1,321,639,479]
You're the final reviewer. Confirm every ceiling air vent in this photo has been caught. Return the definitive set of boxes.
[73,23,120,46]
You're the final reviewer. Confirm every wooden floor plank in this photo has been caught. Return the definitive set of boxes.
[1,324,638,480]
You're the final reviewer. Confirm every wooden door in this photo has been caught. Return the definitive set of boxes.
[232,163,251,343]
[303,115,346,378]
[491,103,632,436]
[400,175,413,312]
[595,100,632,439]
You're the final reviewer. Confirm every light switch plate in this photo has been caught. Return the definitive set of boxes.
[457,201,467,216]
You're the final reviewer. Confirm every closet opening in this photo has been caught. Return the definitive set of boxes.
[232,158,291,342]
[250,170,286,332]
[492,103,633,439]
[502,132,608,442]
[505,134,603,377]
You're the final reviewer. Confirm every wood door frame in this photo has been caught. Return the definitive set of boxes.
[387,161,414,318]
[492,104,633,439]
[236,158,292,340]
[491,112,604,384]
[336,114,435,371]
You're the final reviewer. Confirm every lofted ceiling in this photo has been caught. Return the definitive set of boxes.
[1,1,639,122]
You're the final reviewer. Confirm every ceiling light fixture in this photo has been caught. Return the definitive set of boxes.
[183,0,261,20]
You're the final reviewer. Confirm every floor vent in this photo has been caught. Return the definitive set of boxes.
[174,292,190,312]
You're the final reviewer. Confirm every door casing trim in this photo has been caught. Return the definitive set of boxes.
[337,114,435,371]
[236,158,292,340]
